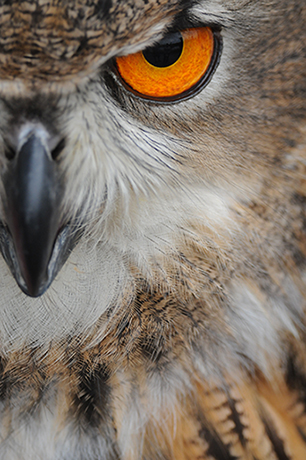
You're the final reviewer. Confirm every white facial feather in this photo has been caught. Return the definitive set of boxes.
[0,242,127,351]
[0,0,304,458]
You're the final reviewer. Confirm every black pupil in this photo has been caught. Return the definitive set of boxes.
[143,32,183,68]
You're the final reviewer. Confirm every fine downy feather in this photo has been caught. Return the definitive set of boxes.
[0,0,304,459]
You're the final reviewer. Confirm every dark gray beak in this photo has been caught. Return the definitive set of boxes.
[0,129,79,297]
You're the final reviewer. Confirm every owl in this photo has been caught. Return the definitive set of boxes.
[0,0,304,459]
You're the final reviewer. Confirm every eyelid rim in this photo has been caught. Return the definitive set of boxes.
[113,28,222,105]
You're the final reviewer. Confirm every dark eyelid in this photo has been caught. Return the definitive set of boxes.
[112,29,222,105]
[102,22,221,72]
[167,12,222,35]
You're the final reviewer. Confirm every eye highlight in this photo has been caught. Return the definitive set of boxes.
[115,27,220,102]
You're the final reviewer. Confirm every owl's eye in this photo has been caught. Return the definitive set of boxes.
[115,27,220,102]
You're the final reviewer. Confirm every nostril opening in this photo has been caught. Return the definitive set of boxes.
[51,138,66,160]
[5,145,16,161]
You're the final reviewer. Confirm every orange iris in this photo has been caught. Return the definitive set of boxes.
[116,27,215,100]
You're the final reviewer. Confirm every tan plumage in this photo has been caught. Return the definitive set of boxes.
[0,0,304,459]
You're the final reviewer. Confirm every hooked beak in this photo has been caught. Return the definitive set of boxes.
[0,128,79,297]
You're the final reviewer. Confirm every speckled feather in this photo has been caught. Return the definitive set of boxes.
[0,0,180,83]
[0,0,305,459]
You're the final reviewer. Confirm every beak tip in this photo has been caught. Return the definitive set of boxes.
[0,222,81,297]
[19,284,44,298]
[20,269,48,298]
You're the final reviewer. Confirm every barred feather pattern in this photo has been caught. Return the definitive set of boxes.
[0,0,304,459]
[0,256,306,460]
[0,314,306,460]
